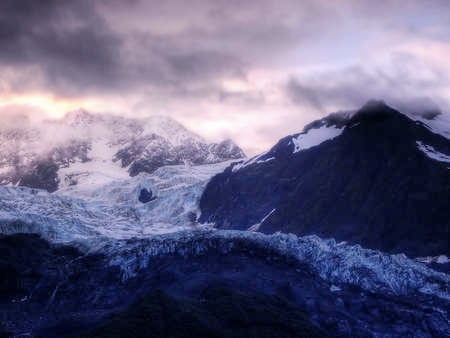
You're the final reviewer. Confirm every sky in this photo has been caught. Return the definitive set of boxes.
[0,0,449,155]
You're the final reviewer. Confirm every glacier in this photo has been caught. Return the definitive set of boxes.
[0,161,232,241]
[0,159,449,303]
[101,230,450,301]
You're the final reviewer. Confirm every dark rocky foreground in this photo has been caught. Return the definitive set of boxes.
[0,233,448,338]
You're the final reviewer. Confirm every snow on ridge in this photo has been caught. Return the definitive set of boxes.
[416,141,450,164]
[406,111,450,140]
[292,125,344,153]
[102,230,450,300]
[231,153,276,172]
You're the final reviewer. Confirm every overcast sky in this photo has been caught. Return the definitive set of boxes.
[1,0,449,154]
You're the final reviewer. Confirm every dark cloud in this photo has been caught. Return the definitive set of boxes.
[0,0,248,96]
[0,0,449,154]
[2,0,449,101]
[286,51,449,115]
[0,0,121,93]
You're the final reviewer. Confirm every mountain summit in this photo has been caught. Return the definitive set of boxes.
[0,111,245,192]
[199,101,450,257]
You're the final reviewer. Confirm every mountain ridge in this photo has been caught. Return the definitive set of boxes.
[0,110,245,192]
[199,100,450,257]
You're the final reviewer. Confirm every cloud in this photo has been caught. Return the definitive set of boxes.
[0,0,122,94]
[286,47,450,115]
[0,0,252,96]
[0,0,449,155]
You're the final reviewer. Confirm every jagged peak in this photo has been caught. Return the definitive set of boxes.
[351,100,402,121]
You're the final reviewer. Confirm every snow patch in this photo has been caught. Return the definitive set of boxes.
[57,140,128,193]
[292,125,343,153]
[248,208,276,232]
[407,112,450,140]
[416,141,450,164]
[231,154,276,173]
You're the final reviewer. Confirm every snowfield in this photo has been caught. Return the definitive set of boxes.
[292,125,344,153]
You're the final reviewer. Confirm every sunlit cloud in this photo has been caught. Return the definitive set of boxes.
[0,93,110,118]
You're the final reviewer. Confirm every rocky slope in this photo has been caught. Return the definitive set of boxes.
[199,101,450,257]
[0,231,448,337]
[0,102,449,337]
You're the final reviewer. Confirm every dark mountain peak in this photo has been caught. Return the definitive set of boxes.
[360,99,390,111]
[351,100,402,122]
[200,100,450,257]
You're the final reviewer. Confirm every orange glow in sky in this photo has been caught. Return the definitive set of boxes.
[0,93,103,118]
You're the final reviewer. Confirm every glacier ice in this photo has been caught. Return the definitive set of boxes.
[99,230,450,301]
[0,162,232,241]
[0,160,448,304]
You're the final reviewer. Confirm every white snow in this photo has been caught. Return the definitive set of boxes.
[257,157,275,164]
[416,255,450,265]
[292,125,343,153]
[416,141,450,164]
[232,151,267,172]
[0,161,232,242]
[101,230,450,300]
[330,285,341,292]
[141,116,205,146]
[57,140,129,193]
[407,112,450,140]
[248,208,276,232]
[231,152,276,172]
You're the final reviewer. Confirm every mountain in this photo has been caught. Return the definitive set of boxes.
[0,110,245,192]
[0,103,449,336]
[1,231,448,337]
[199,100,450,257]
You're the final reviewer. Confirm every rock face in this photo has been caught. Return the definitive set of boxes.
[199,101,450,257]
[0,110,245,192]
[138,188,155,203]
[0,232,448,337]
[84,289,328,338]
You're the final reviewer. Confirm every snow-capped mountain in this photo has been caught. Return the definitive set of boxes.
[199,100,450,257]
[0,110,245,192]
[0,103,449,337]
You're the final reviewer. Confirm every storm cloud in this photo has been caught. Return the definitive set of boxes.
[0,0,449,154]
